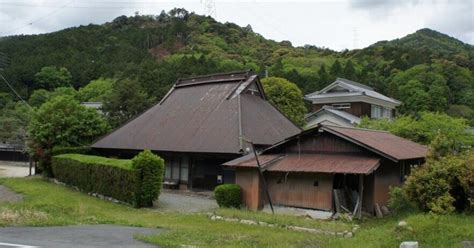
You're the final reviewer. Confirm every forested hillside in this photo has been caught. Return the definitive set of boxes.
[0,9,473,128]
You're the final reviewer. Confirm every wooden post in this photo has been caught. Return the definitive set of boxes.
[250,142,274,214]
[28,157,32,176]
[358,174,364,219]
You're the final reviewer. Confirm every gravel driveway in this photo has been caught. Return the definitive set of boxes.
[0,161,32,178]
[154,191,217,213]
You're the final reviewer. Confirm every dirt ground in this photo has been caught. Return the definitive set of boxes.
[0,161,33,178]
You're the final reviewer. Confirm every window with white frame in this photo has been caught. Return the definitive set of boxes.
[371,105,382,118]
[332,103,351,109]
[372,105,392,119]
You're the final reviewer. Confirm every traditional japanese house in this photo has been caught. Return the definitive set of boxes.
[224,124,427,214]
[91,71,301,190]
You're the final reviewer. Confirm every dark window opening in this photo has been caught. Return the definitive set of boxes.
[313,180,319,187]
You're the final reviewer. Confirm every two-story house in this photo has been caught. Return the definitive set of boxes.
[304,78,401,128]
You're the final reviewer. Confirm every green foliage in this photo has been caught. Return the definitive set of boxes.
[28,96,110,175]
[51,146,94,156]
[0,10,472,123]
[358,112,473,149]
[102,78,155,127]
[261,77,307,126]
[447,105,474,126]
[77,78,114,102]
[28,87,77,107]
[34,66,72,90]
[52,152,164,208]
[131,150,165,207]
[214,184,241,208]
[403,154,474,214]
[0,102,32,145]
[388,186,417,213]
[51,154,136,203]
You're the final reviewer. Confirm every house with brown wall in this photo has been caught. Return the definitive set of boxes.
[304,78,401,128]
[91,71,300,190]
[224,124,427,214]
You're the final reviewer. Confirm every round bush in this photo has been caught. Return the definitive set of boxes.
[214,184,242,208]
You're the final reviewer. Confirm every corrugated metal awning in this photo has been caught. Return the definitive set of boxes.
[225,153,381,175]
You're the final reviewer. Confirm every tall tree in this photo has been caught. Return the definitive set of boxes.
[102,78,155,127]
[329,60,343,78]
[261,77,307,126]
[28,96,110,175]
[34,66,72,90]
[343,60,356,80]
[317,65,329,89]
[77,78,114,102]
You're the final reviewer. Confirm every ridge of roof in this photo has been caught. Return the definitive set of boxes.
[305,78,401,106]
[336,77,374,90]
[176,70,253,87]
[305,105,361,124]
[322,124,390,133]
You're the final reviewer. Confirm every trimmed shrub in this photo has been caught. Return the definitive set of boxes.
[52,146,94,156]
[52,154,136,204]
[51,151,165,207]
[132,150,165,207]
[214,184,241,208]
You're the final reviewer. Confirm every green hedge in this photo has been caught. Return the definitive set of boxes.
[52,150,164,207]
[52,146,94,156]
[214,184,242,208]
[132,150,165,207]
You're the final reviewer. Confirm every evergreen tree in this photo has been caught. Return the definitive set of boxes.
[329,60,342,79]
[317,65,329,89]
[343,60,356,80]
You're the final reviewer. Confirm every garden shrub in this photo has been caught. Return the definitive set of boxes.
[214,184,241,208]
[51,151,165,207]
[403,153,474,214]
[388,186,417,213]
[132,150,165,207]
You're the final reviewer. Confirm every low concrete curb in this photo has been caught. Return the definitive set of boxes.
[208,214,357,238]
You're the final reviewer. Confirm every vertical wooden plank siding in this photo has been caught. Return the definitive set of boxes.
[235,168,262,210]
[266,172,334,210]
[373,161,401,207]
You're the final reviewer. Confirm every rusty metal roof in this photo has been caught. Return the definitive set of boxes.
[321,125,428,161]
[91,71,301,154]
[224,153,380,174]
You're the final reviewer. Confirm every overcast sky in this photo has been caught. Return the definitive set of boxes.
[0,0,472,50]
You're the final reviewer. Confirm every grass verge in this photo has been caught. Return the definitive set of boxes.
[0,177,473,247]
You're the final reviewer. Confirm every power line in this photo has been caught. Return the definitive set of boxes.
[1,0,74,36]
[0,72,32,109]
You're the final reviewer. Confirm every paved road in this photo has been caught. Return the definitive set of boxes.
[0,225,160,248]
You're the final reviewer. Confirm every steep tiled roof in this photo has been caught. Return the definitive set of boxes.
[91,71,301,154]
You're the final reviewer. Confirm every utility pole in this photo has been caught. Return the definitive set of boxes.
[201,0,217,18]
